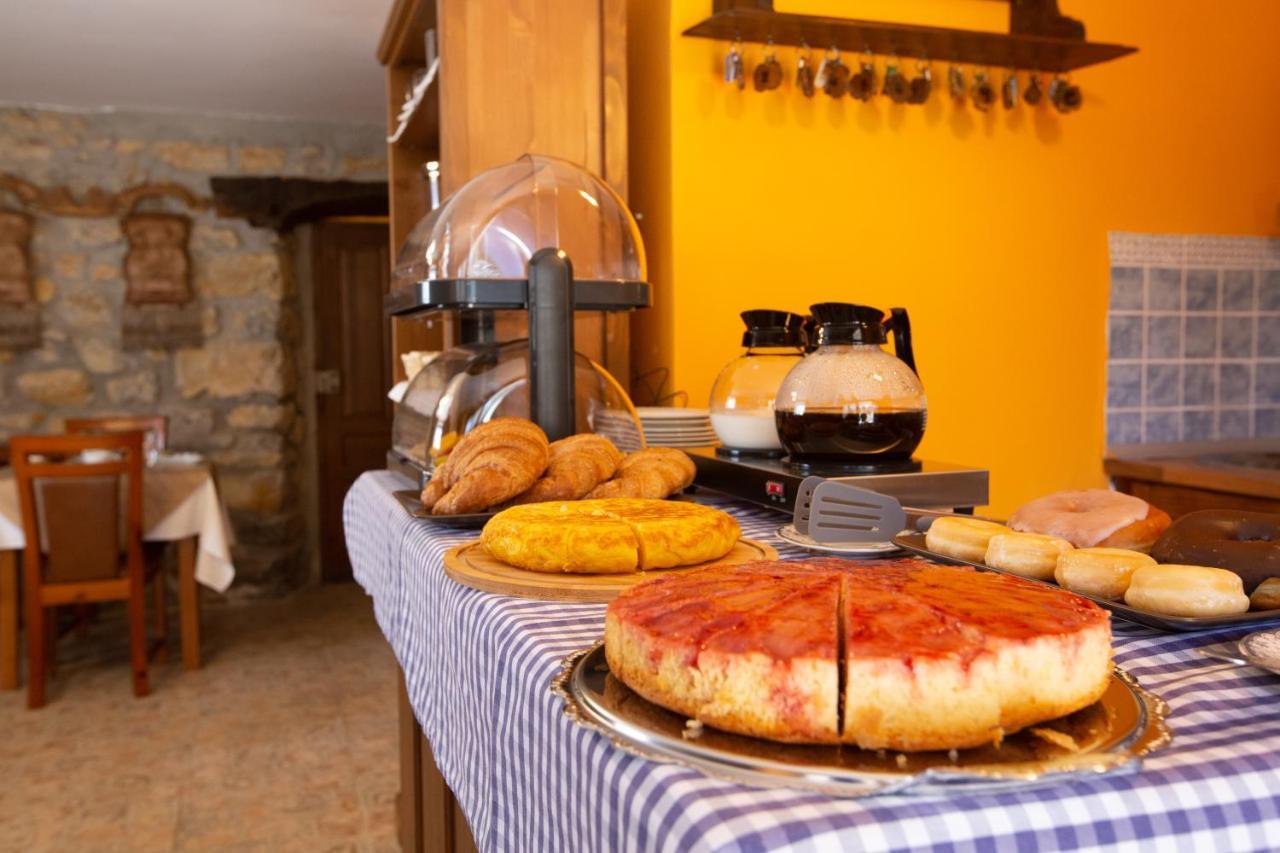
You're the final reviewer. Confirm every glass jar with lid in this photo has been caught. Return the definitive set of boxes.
[708,310,806,455]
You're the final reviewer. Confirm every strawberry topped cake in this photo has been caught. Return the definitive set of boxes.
[604,557,1112,751]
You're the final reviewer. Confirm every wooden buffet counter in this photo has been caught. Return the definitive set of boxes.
[1105,439,1280,518]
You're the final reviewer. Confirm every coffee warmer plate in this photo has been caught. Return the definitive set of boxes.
[689,448,989,515]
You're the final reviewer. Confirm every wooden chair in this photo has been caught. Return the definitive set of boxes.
[10,431,165,708]
[66,415,168,452]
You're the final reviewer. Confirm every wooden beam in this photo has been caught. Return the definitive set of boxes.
[209,177,388,234]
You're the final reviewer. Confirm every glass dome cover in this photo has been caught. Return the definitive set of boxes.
[393,154,647,287]
[391,339,645,469]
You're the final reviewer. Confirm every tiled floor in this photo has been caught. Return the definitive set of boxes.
[0,584,400,852]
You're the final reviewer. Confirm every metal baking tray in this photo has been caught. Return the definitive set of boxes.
[393,489,497,529]
[552,643,1170,798]
[894,532,1280,633]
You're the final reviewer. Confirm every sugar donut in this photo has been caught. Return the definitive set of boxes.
[1054,548,1156,600]
[1009,489,1171,551]
[1151,510,1280,594]
[1123,564,1250,617]
[924,517,1011,563]
[984,532,1074,580]
[1250,578,1280,611]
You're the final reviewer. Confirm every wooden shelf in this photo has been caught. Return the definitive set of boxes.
[682,3,1136,73]
[378,0,437,68]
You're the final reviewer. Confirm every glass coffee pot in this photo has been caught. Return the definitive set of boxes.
[775,303,926,463]
[709,310,806,455]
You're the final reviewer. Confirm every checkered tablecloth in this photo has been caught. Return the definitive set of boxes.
[344,470,1280,852]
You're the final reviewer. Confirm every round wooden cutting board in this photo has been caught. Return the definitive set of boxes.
[443,538,779,603]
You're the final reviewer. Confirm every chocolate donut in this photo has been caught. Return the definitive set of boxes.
[1151,510,1280,593]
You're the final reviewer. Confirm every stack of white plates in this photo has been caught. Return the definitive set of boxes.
[593,410,646,453]
[636,406,718,448]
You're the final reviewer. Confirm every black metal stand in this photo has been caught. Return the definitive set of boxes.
[459,309,496,344]
[528,249,577,441]
[384,249,649,442]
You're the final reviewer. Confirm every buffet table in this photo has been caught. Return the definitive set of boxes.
[345,470,1280,852]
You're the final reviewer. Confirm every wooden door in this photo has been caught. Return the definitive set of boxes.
[313,220,393,582]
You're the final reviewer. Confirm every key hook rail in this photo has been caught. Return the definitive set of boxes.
[683,0,1137,74]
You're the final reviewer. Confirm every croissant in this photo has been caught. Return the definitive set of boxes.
[586,447,696,500]
[512,434,622,504]
[422,418,550,515]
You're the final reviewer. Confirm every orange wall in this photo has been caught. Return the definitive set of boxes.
[629,0,1280,514]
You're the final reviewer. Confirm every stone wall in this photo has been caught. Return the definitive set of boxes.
[0,107,386,596]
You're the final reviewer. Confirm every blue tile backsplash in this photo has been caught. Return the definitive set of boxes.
[1106,232,1280,444]
[1184,270,1219,311]
[1145,316,1181,358]
[1148,268,1182,310]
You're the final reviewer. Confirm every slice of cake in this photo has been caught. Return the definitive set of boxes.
[840,562,1112,751]
[605,564,840,742]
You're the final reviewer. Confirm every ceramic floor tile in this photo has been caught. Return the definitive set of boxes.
[0,584,397,853]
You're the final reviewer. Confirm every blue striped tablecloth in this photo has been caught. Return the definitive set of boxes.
[344,470,1280,852]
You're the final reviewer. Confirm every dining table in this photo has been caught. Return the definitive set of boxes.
[345,469,1280,852]
[0,457,236,689]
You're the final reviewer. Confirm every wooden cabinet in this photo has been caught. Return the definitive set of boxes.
[1107,456,1280,518]
[378,0,630,383]
[377,2,630,849]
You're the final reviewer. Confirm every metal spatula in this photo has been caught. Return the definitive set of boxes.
[794,477,906,544]
[794,477,995,544]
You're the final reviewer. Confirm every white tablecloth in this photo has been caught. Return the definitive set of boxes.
[0,464,236,592]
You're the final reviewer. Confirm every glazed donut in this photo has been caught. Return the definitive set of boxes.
[1123,564,1250,618]
[1054,548,1156,600]
[984,532,1074,581]
[1250,577,1280,611]
[1151,510,1280,594]
[1009,489,1171,551]
[925,517,1011,563]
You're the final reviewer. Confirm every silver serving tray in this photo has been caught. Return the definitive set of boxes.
[894,532,1280,633]
[392,489,496,528]
[552,643,1171,798]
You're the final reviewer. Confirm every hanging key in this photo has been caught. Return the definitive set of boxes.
[1001,70,1019,109]
[948,65,966,102]
[882,58,910,103]
[971,69,996,112]
[724,42,745,90]
[1049,75,1083,113]
[907,60,932,105]
[753,41,783,91]
[796,48,816,97]
[847,54,876,101]
[1024,73,1044,106]
[818,48,850,98]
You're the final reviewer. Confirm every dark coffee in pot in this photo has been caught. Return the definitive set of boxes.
[775,409,926,461]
